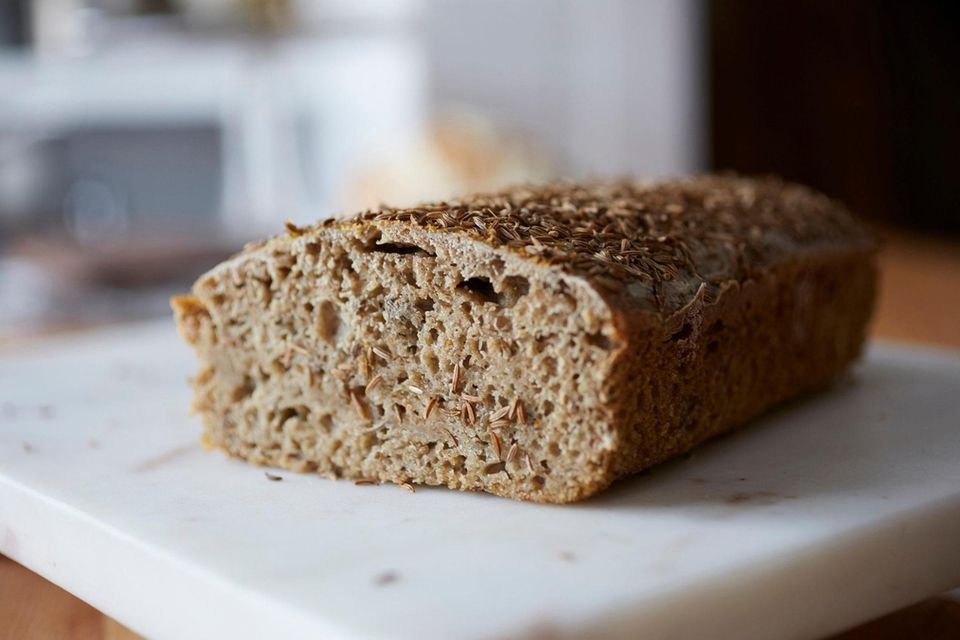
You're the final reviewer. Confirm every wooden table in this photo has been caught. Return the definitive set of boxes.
[2,229,959,640]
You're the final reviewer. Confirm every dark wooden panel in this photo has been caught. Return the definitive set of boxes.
[710,1,960,235]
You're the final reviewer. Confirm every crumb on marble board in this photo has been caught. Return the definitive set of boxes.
[375,571,399,586]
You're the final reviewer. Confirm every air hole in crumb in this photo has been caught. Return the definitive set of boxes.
[531,336,547,354]
[542,400,555,416]
[671,323,693,342]
[276,407,298,429]
[586,332,613,350]
[365,236,433,256]
[317,300,340,343]
[548,442,561,456]
[318,414,334,433]
[305,242,321,257]
[415,297,435,312]
[276,266,292,281]
[303,301,314,313]
[706,339,720,354]
[427,327,439,344]
[230,376,255,402]
[457,277,499,304]
[494,316,512,332]
[499,275,530,307]
[542,356,558,376]
[423,351,440,374]
[211,293,226,307]
[532,475,545,488]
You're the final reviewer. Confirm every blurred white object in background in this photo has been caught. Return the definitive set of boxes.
[30,0,90,58]
[0,0,426,240]
[423,0,705,179]
[221,33,426,230]
[339,110,553,213]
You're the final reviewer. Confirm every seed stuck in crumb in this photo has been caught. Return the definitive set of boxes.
[491,432,503,460]
[451,362,462,394]
[351,392,369,420]
[422,397,438,420]
[461,393,482,403]
[365,374,384,395]
[463,401,476,425]
[506,443,519,464]
[407,384,424,395]
[355,478,379,486]
[525,452,536,473]
[489,419,510,430]
[442,427,460,447]
[284,219,305,235]
[372,346,392,362]
[400,481,416,493]
[510,398,527,424]
[489,405,510,422]
[265,471,283,481]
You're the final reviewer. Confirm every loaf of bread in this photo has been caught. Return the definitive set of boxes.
[172,175,877,503]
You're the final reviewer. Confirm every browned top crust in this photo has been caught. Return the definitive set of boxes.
[299,174,873,314]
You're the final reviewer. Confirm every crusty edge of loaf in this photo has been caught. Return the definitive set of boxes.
[586,244,879,498]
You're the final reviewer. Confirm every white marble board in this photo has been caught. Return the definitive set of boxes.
[1,322,960,640]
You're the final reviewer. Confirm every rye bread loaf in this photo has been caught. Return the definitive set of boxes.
[172,175,877,503]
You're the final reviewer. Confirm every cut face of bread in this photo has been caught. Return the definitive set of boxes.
[173,176,877,503]
[175,222,623,502]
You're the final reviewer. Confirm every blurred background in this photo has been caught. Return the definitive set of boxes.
[0,0,957,341]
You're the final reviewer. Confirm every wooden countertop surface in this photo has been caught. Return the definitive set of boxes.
[2,229,959,640]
